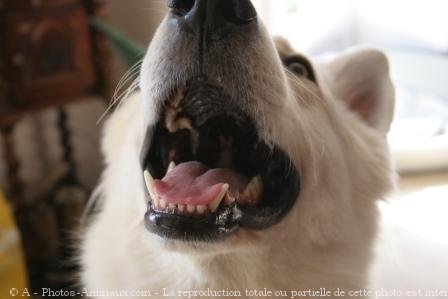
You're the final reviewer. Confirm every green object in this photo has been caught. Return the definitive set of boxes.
[90,17,146,67]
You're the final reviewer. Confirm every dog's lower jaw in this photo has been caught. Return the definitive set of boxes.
[82,207,376,299]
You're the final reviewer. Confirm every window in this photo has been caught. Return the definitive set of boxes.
[254,0,448,172]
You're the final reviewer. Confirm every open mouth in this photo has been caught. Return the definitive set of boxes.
[142,76,300,241]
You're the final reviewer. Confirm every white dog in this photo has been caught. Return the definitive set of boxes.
[81,1,395,298]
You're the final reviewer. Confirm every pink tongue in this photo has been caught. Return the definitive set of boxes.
[153,161,248,205]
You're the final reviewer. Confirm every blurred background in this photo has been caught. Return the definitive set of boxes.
[0,0,447,297]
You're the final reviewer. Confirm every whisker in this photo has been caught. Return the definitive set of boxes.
[97,61,143,125]
[113,61,143,101]
[116,77,141,110]
[285,68,322,101]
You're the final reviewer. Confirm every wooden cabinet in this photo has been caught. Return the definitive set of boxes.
[2,6,95,106]
[0,0,112,291]
[0,0,111,203]
[0,0,109,122]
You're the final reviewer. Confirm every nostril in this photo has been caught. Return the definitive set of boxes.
[167,0,195,17]
[168,0,257,38]
[222,0,257,25]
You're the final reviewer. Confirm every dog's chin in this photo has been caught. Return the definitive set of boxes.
[141,76,300,242]
[148,229,261,255]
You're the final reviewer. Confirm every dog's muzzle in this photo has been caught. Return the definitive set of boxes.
[141,76,300,241]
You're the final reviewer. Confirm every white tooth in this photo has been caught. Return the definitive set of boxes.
[167,161,176,174]
[209,198,221,213]
[166,87,188,133]
[177,118,193,130]
[152,195,160,209]
[187,205,195,214]
[172,88,184,106]
[241,190,251,202]
[160,199,167,210]
[166,117,192,133]
[178,204,185,213]
[168,203,176,211]
[197,205,207,214]
[224,195,236,206]
[144,170,160,207]
[242,176,263,203]
[143,170,154,194]
[165,108,177,133]
[209,184,229,212]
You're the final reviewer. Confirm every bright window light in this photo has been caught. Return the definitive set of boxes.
[254,0,448,173]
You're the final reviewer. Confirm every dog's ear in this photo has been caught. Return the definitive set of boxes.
[326,49,395,133]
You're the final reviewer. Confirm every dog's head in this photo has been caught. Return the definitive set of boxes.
[100,0,394,253]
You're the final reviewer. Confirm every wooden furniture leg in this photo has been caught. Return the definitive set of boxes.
[0,123,24,209]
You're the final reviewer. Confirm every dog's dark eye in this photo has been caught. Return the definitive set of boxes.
[288,62,308,77]
[283,55,316,83]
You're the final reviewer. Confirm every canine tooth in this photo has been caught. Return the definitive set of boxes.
[209,184,229,212]
[177,118,193,130]
[209,198,221,213]
[160,199,167,210]
[172,88,184,106]
[168,203,176,211]
[143,171,154,193]
[167,161,176,174]
[178,204,185,213]
[197,205,207,214]
[242,176,263,203]
[165,89,186,133]
[240,191,250,202]
[144,170,160,206]
[187,205,195,214]
[166,117,193,133]
[165,109,177,132]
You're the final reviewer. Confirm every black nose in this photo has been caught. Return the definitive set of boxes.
[167,0,257,39]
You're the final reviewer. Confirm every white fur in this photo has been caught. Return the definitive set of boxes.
[81,27,395,299]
